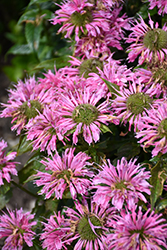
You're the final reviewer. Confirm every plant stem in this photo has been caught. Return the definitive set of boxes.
[11,181,39,198]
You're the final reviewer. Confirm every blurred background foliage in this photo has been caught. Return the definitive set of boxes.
[0,0,70,82]
[0,0,150,83]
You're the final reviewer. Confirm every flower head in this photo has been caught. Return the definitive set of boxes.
[136,102,167,156]
[92,157,151,210]
[108,206,167,250]
[0,208,36,250]
[40,211,69,250]
[34,148,93,199]
[111,78,161,131]
[148,0,167,15]
[56,84,118,145]
[63,199,115,250]
[0,139,18,186]
[0,76,55,135]
[126,14,167,65]
[26,104,64,155]
[51,0,110,42]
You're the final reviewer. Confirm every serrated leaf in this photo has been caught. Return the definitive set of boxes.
[25,22,43,51]
[18,9,39,24]
[150,161,167,210]
[7,44,32,55]
[101,78,120,95]
[25,23,35,51]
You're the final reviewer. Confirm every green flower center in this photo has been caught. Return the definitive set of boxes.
[126,93,152,115]
[158,118,167,138]
[70,10,92,27]
[57,170,71,180]
[114,180,127,190]
[129,227,145,240]
[79,58,103,78]
[19,100,42,120]
[77,215,103,241]
[72,104,99,125]
[143,28,167,51]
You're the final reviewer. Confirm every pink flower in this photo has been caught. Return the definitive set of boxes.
[111,77,162,131]
[0,76,55,134]
[40,211,69,250]
[26,105,64,155]
[0,208,36,250]
[74,7,130,58]
[51,0,110,42]
[126,14,167,64]
[136,102,167,156]
[92,157,151,210]
[107,206,167,250]
[0,139,18,186]
[63,199,115,250]
[56,84,118,144]
[148,0,167,15]
[64,55,132,89]
[34,148,93,199]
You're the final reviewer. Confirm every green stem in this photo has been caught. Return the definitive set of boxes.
[11,181,39,198]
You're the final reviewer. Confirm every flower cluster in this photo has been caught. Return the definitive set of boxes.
[1,0,167,249]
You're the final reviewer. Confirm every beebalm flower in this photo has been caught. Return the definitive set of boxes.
[126,14,167,65]
[26,105,64,155]
[92,157,151,210]
[74,34,112,58]
[0,139,18,186]
[34,148,93,199]
[0,76,55,135]
[56,85,119,144]
[136,102,167,156]
[111,78,161,131]
[148,0,167,15]
[0,208,36,250]
[107,206,167,250]
[63,199,115,250]
[51,0,110,42]
[40,211,69,250]
[65,55,132,89]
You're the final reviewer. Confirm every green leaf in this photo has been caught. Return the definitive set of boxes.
[150,161,167,210]
[100,124,112,133]
[25,23,35,51]
[0,189,13,210]
[28,0,52,6]
[45,199,59,212]
[155,199,167,213]
[101,78,120,95]
[18,9,39,24]
[7,44,32,55]
[18,152,45,184]
[0,180,11,194]
[116,141,140,160]
[33,56,70,71]
[25,22,43,51]
[17,134,33,155]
